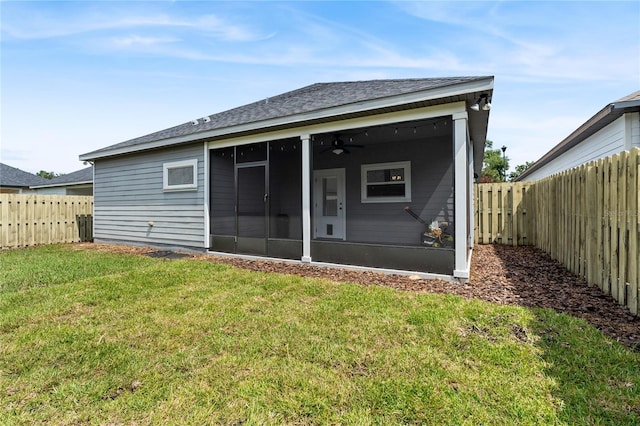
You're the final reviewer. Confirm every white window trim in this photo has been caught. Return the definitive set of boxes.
[163,159,198,191]
[361,161,411,203]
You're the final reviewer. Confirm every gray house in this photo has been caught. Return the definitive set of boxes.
[518,91,640,181]
[0,163,47,194]
[80,77,494,280]
[31,166,94,195]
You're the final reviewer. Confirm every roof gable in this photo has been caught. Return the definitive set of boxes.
[81,76,493,160]
[0,163,48,187]
[30,166,93,188]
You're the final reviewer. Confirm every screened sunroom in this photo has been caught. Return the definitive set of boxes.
[208,117,457,275]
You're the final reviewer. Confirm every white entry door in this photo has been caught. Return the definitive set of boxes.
[314,168,346,240]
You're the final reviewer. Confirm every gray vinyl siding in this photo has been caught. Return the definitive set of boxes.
[314,135,453,245]
[93,143,205,248]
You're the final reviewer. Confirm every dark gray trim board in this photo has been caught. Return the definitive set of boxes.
[311,241,455,275]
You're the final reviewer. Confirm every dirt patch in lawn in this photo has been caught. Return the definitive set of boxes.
[74,243,639,350]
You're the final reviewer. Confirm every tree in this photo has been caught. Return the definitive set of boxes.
[480,140,509,182]
[36,170,63,180]
[508,161,535,181]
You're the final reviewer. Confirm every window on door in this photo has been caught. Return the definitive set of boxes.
[314,168,345,240]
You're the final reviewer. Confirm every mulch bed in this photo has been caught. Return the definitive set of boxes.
[77,243,640,350]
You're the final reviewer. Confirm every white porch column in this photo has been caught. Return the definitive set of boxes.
[453,112,470,280]
[301,134,312,262]
[468,139,475,249]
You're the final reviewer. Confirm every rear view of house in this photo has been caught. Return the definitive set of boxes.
[80,77,494,280]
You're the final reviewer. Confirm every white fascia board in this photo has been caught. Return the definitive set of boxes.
[80,78,492,161]
[208,102,467,149]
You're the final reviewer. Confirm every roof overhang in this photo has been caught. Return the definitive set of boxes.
[80,77,494,162]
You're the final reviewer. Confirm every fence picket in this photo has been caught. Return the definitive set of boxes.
[493,184,500,243]
[610,155,620,301]
[595,159,605,289]
[512,184,520,245]
[618,152,628,305]
[603,159,612,294]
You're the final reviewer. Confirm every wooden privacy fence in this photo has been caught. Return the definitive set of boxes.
[0,194,94,249]
[474,147,640,315]
[474,182,534,246]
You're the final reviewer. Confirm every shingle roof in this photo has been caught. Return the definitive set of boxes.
[0,163,48,187]
[82,77,492,159]
[30,166,93,188]
[613,90,640,103]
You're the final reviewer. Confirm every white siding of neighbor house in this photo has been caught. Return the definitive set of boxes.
[626,111,640,150]
[93,143,205,248]
[34,187,67,195]
[522,113,640,181]
[34,185,93,195]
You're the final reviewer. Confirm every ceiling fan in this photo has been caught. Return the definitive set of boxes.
[320,134,364,155]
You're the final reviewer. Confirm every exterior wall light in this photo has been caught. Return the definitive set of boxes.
[471,94,491,111]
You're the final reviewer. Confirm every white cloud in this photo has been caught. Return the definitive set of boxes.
[1,8,267,42]
[110,35,180,48]
[395,1,638,84]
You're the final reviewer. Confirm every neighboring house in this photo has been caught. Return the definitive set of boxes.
[31,166,94,195]
[80,77,494,280]
[518,91,640,181]
[0,162,47,193]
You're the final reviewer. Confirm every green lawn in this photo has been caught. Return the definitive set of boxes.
[1,245,638,425]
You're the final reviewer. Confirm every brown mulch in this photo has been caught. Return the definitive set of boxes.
[76,243,640,350]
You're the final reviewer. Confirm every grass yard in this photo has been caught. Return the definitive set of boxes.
[1,245,639,425]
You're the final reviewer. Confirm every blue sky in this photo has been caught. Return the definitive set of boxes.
[1,1,639,174]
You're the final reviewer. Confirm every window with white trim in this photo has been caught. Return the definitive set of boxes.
[361,161,411,203]
[163,159,198,191]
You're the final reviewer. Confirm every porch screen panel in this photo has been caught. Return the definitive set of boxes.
[210,148,235,235]
[269,140,302,239]
[237,166,266,238]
